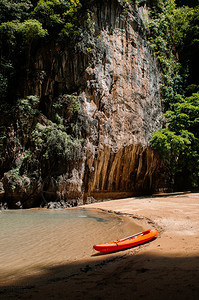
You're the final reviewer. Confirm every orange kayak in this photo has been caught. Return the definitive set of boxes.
[93,229,159,253]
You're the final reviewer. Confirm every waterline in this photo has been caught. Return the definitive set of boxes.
[0,208,142,285]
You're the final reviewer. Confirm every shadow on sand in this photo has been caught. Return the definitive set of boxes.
[0,250,199,300]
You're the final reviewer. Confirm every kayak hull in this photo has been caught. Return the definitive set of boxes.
[93,229,158,253]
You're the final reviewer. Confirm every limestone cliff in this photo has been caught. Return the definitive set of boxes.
[0,0,165,208]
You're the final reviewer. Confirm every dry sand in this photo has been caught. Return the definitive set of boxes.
[1,192,199,299]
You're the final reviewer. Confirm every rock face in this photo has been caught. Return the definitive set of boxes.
[1,0,165,208]
[81,1,163,199]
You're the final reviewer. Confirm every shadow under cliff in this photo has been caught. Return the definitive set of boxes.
[0,250,198,300]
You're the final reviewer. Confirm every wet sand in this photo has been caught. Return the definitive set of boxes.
[1,192,199,299]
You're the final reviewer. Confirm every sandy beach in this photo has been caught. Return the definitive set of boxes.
[0,192,199,299]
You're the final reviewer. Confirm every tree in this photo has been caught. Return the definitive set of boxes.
[32,0,81,36]
[151,93,199,188]
[171,4,199,90]
[0,0,33,24]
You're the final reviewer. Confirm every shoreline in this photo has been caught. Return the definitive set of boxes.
[1,193,199,299]
[84,192,199,253]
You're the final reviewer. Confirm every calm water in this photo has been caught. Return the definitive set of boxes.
[0,208,142,285]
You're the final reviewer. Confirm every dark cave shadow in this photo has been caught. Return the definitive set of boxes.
[0,251,199,300]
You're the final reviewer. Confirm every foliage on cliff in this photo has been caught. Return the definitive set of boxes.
[0,0,84,102]
[149,0,199,188]
[0,1,92,202]
[0,93,85,207]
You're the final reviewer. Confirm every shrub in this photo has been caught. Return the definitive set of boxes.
[32,121,83,162]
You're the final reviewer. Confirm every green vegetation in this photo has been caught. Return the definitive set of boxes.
[17,95,40,116]
[0,1,89,194]
[151,93,199,187]
[1,93,84,194]
[147,0,182,108]
[149,0,199,189]
[32,122,82,162]
[32,0,81,36]
[5,167,30,193]
[0,0,199,193]
[51,94,88,138]
[0,0,90,102]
